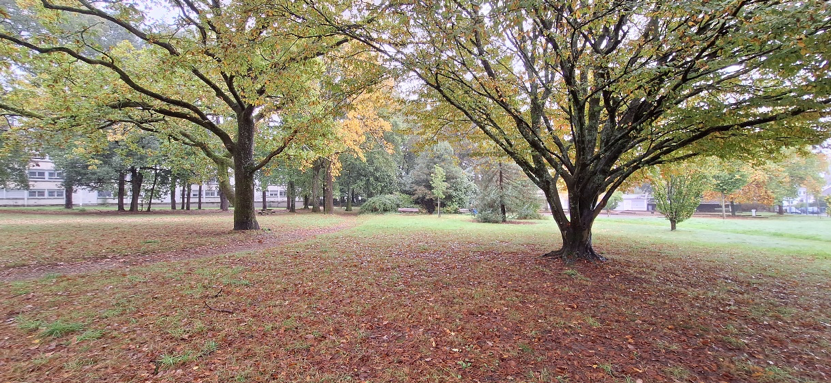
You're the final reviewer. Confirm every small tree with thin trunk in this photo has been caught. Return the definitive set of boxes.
[649,166,710,231]
[605,192,623,217]
[710,168,749,219]
[430,165,448,218]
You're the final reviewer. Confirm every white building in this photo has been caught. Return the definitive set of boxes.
[0,157,295,208]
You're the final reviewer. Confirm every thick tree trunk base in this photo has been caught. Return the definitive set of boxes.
[233,220,261,230]
[542,245,607,263]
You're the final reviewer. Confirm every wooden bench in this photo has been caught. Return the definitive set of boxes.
[397,208,420,213]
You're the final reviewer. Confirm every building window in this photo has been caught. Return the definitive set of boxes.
[204,190,218,197]
[28,171,46,179]
[280,190,286,197]
[47,190,65,198]
[48,171,63,179]
[28,190,46,198]
[191,190,201,197]
[267,191,281,197]
[97,190,113,198]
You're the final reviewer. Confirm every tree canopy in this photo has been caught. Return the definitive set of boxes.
[0,0,382,229]
[318,0,831,261]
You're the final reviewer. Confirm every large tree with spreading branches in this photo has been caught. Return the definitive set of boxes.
[312,0,831,261]
[0,0,380,229]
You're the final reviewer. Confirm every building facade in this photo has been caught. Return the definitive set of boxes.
[0,157,295,208]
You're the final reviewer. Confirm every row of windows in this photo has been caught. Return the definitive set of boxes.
[28,189,64,198]
[28,170,63,180]
[95,190,222,198]
[267,191,287,197]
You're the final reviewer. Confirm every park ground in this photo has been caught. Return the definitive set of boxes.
[0,209,829,382]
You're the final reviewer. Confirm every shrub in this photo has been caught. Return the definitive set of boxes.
[395,193,416,208]
[475,209,503,223]
[359,195,400,214]
[514,203,543,220]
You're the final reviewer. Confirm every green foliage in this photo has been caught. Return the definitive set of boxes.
[430,165,448,200]
[475,209,503,223]
[359,194,402,214]
[711,167,750,196]
[337,130,402,200]
[650,166,711,230]
[605,192,624,213]
[0,130,29,189]
[405,142,476,214]
[475,162,543,222]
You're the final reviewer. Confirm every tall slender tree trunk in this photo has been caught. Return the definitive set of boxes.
[498,162,507,223]
[117,171,126,211]
[730,200,736,216]
[303,194,309,209]
[346,187,353,212]
[311,160,321,213]
[721,192,727,219]
[186,184,192,210]
[64,183,73,209]
[262,187,268,211]
[324,159,334,214]
[129,167,143,212]
[231,109,260,230]
[181,181,186,210]
[198,184,202,209]
[170,176,177,210]
[146,168,158,212]
[288,180,296,212]
[437,196,442,217]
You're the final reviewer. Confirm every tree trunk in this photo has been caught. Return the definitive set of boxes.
[129,167,143,212]
[346,187,353,211]
[186,184,192,210]
[198,184,202,209]
[303,194,309,209]
[777,203,784,215]
[64,183,73,209]
[117,171,126,211]
[146,168,158,212]
[262,187,268,211]
[498,162,507,223]
[232,109,260,230]
[437,196,441,218]
[288,180,296,212]
[324,158,334,214]
[670,219,677,231]
[170,176,177,210]
[540,183,606,263]
[181,181,186,210]
[219,188,229,211]
[730,200,736,216]
[311,160,321,213]
[721,192,726,219]
[217,176,235,207]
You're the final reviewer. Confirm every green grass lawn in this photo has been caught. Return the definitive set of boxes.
[0,210,829,382]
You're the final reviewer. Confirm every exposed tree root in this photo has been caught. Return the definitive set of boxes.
[542,247,607,263]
